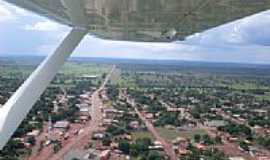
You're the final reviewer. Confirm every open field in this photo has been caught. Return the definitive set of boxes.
[131,131,154,141]
[60,62,111,76]
[157,127,207,141]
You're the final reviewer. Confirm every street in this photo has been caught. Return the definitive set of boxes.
[134,108,177,160]
[28,66,115,160]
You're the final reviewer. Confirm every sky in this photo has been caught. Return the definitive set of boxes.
[1,1,270,64]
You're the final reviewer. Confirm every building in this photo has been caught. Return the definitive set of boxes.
[53,101,59,113]
[103,108,118,114]
[26,130,40,137]
[253,109,268,116]
[149,141,164,150]
[79,107,90,116]
[145,113,154,119]
[79,75,98,80]
[80,94,90,99]
[100,150,111,160]
[92,132,105,140]
[195,143,206,150]
[103,108,117,118]
[54,121,70,131]
[103,119,113,126]
[229,157,245,160]
[129,121,140,129]
[205,120,227,127]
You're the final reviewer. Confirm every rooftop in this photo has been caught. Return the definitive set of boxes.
[54,121,70,128]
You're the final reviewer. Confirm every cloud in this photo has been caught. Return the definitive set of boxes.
[0,3,14,22]
[0,1,39,22]
[185,10,270,47]
[11,5,32,17]
[24,20,64,31]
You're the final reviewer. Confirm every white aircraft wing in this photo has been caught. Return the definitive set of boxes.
[4,0,270,42]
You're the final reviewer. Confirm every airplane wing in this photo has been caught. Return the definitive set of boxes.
[4,0,270,42]
[0,0,87,149]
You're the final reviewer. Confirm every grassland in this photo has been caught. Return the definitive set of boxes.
[231,82,270,90]
[131,131,154,141]
[59,62,111,76]
[157,127,207,141]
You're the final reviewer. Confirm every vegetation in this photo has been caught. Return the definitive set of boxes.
[193,134,222,145]
[182,147,228,160]
[1,57,270,159]
[0,57,109,159]
[257,136,270,150]
[155,112,181,126]
[218,123,252,137]
[118,138,165,159]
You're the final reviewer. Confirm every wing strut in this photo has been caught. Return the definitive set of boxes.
[0,28,87,149]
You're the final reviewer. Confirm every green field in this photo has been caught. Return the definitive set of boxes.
[255,92,270,101]
[60,62,111,76]
[131,131,154,140]
[0,61,111,78]
[157,127,207,141]
[232,82,270,90]
[117,76,138,88]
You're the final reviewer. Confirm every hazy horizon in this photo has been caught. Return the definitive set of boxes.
[2,54,270,66]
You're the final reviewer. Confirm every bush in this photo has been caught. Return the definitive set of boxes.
[147,151,164,160]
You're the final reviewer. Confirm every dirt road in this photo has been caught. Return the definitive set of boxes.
[28,66,115,160]
[50,66,115,160]
[134,107,177,160]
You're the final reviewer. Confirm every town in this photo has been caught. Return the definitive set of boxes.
[0,57,270,160]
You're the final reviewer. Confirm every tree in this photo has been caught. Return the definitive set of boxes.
[257,136,270,149]
[194,134,201,143]
[218,123,252,137]
[102,136,112,146]
[102,73,106,79]
[0,155,19,160]
[202,134,213,145]
[53,141,62,153]
[106,125,126,136]
[135,138,151,152]
[239,141,249,151]
[130,144,139,157]
[155,112,181,126]
[119,140,130,154]
[214,136,222,144]
[129,138,152,157]
[147,151,164,160]
[27,136,36,146]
